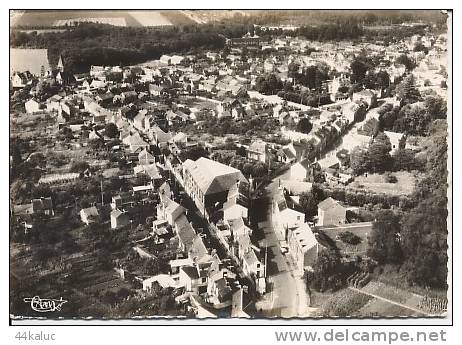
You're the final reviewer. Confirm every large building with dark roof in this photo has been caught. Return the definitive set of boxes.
[182,157,247,217]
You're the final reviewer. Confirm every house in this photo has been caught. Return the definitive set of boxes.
[111,192,135,210]
[121,91,138,104]
[175,215,197,253]
[151,125,172,146]
[384,131,405,154]
[223,198,248,224]
[80,206,99,225]
[142,274,180,291]
[206,276,234,307]
[290,158,312,181]
[317,197,346,226]
[46,94,62,112]
[170,132,188,145]
[133,110,151,132]
[95,92,114,106]
[149,84,166,96]
[277,141,308,164]
[110,209,130,229]
[247,140,268,163]
[158,193,185,226]
[55,71,76,85]
[287,223,323,275]
[25,99,41,114]
[188,235,210,263]
[134,163,162,181]
[179,262,210,294]
[11,71,33,89]
[13,197,54,216]
[242,249,265,280]
[138,148,156,165]
[122,133,149,153]
[223,181,249,223]
[352,89,377,108]
[31,197,54,216]
[182,157,247,216]
[229,217,252,241]
[271,189,305,242]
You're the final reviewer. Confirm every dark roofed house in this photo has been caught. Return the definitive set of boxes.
[31,197,54,216]
[182,157,247,217]
[175,215,196,253]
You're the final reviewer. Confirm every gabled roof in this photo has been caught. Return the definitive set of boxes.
[138,149,155,164]
[31,197,53,212]
[317,197,343,211]
[243,249,259,267]
[290,223,319,254]
[248,140,267,154]
[183,158,247,196]
[81,206,99,217]
[189,235,208,261]
[175,215,196,252]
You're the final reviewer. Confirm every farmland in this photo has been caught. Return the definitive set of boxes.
[11,10,175,28]
[319,280,444,317]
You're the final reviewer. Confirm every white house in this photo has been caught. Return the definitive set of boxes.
[25,99,41,114]
[272,189,305,242]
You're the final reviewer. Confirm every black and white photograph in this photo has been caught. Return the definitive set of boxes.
[7,5,454,335]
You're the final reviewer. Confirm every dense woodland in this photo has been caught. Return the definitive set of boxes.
[10,15,438,74]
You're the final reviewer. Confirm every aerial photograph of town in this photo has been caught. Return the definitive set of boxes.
[9,9,450,320]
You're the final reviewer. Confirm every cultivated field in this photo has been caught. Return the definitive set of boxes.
[11,10,174,28]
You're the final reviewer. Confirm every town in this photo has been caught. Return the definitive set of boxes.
[10,10,449,319]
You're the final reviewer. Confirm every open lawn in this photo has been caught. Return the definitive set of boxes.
[349,171,418,195]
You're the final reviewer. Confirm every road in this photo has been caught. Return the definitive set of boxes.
[317,98,395,168]
[255,170,315,318]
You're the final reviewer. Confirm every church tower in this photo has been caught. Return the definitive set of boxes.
[57,55,64,72]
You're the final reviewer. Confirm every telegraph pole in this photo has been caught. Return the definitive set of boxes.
[100,179,104,206]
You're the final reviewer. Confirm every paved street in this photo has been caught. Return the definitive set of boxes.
[254,170,314,318]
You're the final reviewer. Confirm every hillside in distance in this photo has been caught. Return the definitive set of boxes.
[11,9,446,28]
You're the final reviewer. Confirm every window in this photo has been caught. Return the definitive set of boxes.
[202,277,207,283]
[257,263,260,268]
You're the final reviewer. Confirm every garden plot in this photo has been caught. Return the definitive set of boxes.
[349,171,417,195]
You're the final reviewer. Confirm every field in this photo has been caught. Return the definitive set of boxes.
[319,222,373,257]
[319,280,443,317]
[349,171,418,195]
[12,10,175,28]
[10,48,50,76]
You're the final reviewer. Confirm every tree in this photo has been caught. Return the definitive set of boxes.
[104,123,119,139]
[236,146,247,157]
[395,74,421,104]
[350,134,392,175]
[296,118,313,134]
[70,160,90,173]
[396,54,416,71]
[392,148,422,171]
[307,249,345,292]
[255,73,283,95]
[350,56,371,84]
[299,185,325,218]
[367,210,403,264]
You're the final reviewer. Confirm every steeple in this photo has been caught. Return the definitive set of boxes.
[57,55,64,72]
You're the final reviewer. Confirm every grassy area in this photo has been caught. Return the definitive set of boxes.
[349,171,418,195]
